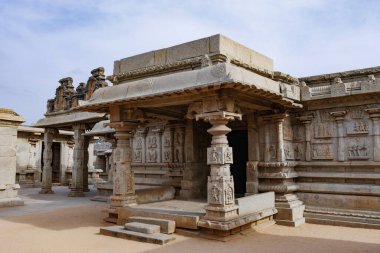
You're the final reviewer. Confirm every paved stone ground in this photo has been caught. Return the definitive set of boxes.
[0,187,379,253]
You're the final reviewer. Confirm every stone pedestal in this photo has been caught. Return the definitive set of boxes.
[0,108,25,207]
[40,128,56,194]
[109,121,138,208]
[196,111,241,222]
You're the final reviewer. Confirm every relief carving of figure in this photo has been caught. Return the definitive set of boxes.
[164,150,171,162]
[211,185,221,203]
[269,145,276,159]
[164,137,170,147]
[225,185,234,205]
[148,136,157,148]
[148,150,157,162]
[136,138,143,149]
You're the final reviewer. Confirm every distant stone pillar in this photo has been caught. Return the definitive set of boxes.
[300,116,313,162]
[366,108,380,161]
[27,135,40,185]
[196,111,241,222]
[264,119,271,162]
[275,116,286,162]
[83,136,90,192]
[330,111,346,162]
[0,108,25,207]
[40,128,56,194]
[69,123,85,197]
[109,121,138,208]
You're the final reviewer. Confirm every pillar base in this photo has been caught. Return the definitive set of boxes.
[0,197,24,207]
[110,194,137,208]
[39,189,54,194]
[68,188,85,197]
[204,205,238,222]
[274,194,305,227]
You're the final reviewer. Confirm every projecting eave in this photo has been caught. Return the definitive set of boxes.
[75,63,301,113]
[34,111,107,128]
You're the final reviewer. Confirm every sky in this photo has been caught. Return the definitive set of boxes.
[1,0,380,125]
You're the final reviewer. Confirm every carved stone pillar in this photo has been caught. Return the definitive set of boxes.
[109,121,138,208]
[259,113,304,227]
[83,136,90,192]
[65,140,74,186]
[40,128,55,194]
[300,116,313,162]
[27,135,40,185]
[68,123,85,197]
[275,117,286,162]
[366,108,380,161]
[330,111,346,162]
[264,119,271,162]
[196,111,241,222]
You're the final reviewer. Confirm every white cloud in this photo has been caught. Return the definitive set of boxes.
[0,0,379,124]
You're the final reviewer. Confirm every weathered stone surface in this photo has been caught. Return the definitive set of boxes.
[124,222,160,234]
[100,225,175,245]
[235,192,275,217]
[127,216,175,234]
[0,108,24,207]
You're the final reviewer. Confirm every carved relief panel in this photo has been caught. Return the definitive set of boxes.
[132,128,146,163]
[162,129,172,163]
[347,137,370,160]
[207,176,235,205]
[173,127,185,163]
[312,141,333,160]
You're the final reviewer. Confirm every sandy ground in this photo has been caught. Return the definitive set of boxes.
[0,187,379,253]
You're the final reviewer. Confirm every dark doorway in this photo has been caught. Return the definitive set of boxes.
[227,130,248,197]
[52,142,61,183]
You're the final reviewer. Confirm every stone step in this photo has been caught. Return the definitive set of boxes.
[305,212,380,229]
[124,222,160,234]
[100,226,176,245]
[127,216,175,234]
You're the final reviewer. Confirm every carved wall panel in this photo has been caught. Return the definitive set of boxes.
[312,142,333,160]
[346,137,370,160]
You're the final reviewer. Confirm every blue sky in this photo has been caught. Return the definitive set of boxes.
[1,0,379,124]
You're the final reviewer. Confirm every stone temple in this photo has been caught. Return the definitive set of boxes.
[4,34,379,240]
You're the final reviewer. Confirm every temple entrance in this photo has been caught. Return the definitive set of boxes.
[52,142,61,183]
[228,130,248,197]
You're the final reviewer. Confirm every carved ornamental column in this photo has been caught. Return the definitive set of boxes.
[263,119,271,162]
[68,123,86,197]
[300,115,313,162]
[196,111,241,221]
[365,108,380,161]
[330,111,346,161]
[27,135,40,185]
[109,121,138,208]
[40,128,56,194]
[275,116,286,162]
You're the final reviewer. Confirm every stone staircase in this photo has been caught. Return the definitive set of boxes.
[100,216,176,245]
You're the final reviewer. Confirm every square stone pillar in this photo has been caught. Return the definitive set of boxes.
[109,121,138,208]
[40,128,56,194]
[300,115,313,162]
[0,108,25,207]
[330,111,347,161]
[196,111,241,222]
[259,113,305,227]
[68,123,86,197]
[365,108,380,161]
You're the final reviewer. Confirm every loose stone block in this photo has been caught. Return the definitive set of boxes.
[127,216,176,234]
[235,192,275,217]
[124,222,160,234]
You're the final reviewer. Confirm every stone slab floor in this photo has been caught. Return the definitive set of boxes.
[0,186,379,253]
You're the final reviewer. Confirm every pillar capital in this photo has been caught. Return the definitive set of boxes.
[299,115,313,124]
[330,111,346,121]
[195,111,242,123]
[365,108,380,118]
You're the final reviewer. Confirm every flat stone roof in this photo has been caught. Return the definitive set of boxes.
[113,34,273,75]
[34,111,106,128]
